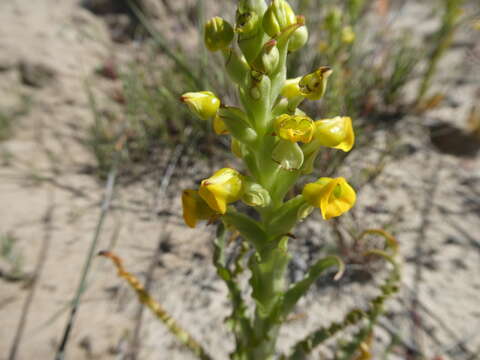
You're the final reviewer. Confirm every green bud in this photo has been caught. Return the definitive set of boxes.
[223,48,250,86]
[180,91,220,120]
[236,10,260,35]
[242,180,271,207]
[262,0,296,37]
[204,17,234,52]
[252,39,280,75]
[235,8,266,63]
[288,25,308,52]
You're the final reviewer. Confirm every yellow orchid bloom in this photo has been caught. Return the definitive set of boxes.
[181,189,218,228]
[302,177,356,220]
[314,116,354,152]
[274,114,315,143]
[199,168,244,214]
[298,66,333,100]
[180,91,220,120]
[280,77,302,99]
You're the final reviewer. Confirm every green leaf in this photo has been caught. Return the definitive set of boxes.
[282,256,344,317]
[267,195,306,238]
[223,210,268,250]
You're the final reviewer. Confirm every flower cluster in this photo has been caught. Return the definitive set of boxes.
[181,0,356,230]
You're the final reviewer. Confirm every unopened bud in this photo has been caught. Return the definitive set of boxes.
[204,17,234,52]
[262,0,296,37]
[288,25,308,51]
[252,39,280,75]
[180,91,220,120]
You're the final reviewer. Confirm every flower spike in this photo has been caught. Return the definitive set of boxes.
[302,177,356,220]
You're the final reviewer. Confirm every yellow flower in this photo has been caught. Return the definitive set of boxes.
[204,17,234,52]
[302,177,356,220]
[180,91,220,120]
[199,168,244,214]
[299,66,333,100]
[341,26,355,44]
[314,116,354,151]
[181,189,218,228]
[280,77,302,99]
[274,114,315,143]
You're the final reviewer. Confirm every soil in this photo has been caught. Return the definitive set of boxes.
[0,1,479,360]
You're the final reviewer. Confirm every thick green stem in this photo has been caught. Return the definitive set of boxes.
[247,238,290,360]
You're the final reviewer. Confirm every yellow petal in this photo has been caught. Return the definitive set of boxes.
[281,77,302,99]
[314,116,354,152]
[199,168,244,214]
[180,91,220,120]
[274,114,315,143]
[181,189,217,228]
[302,177,356,219]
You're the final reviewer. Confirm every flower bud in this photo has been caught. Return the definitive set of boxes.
[242,181,271,207]
[281,77,302,99]
[288,25,308,52]
[182,189,218,228]
[199,168,244,214]
[204,17,234,52]
[299,66,333,100]
[302,177,356,220]
[262,0,296,37]
[236,10,260,35]
[274,114,314,143]
[180,91,220,120]
[314,116,354,152]
[252,39,280,75]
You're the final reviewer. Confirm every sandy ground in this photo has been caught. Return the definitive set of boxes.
[0,1,480,360]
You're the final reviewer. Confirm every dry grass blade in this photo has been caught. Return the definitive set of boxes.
[8,191,54,360]
[54,147,120,360]
[99,251,213,360]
